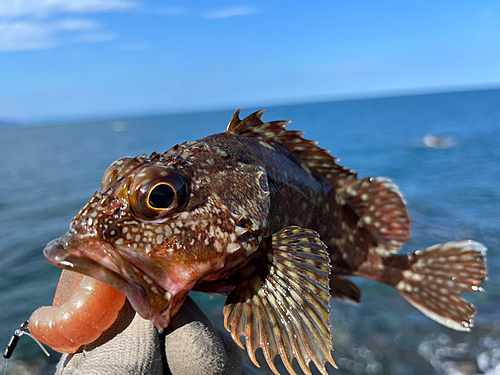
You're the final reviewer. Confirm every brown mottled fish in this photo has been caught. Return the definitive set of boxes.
[32,110,486,375]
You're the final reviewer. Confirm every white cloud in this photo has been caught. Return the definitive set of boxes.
[0,18,112,52]
[203,6,257,19]
[0,1,141,52]
[77,31,116,42]
[0,22,56,51]
[0,0,139,18]
[55,18,99,31]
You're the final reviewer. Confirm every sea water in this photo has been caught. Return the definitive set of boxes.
[0,89,499,374]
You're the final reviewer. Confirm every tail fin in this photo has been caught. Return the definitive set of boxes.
[396,240,487,331]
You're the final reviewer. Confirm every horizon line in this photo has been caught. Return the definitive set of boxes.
[5,84,500,128]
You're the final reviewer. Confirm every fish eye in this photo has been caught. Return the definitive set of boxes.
[130,166,188,221]
[148,183,176,209]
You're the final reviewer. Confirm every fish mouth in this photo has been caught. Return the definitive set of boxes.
[43,233,175,328]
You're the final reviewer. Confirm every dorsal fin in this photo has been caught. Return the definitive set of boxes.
[227,110,411,254]
[226,109,357,187]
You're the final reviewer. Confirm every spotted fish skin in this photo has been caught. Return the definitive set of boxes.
[43,110,487,375]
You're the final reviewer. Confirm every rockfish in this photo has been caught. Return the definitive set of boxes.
[34,110,487,375]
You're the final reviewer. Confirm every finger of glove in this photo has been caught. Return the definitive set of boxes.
[55,301,163,375]
[215,326,261,375]
[164,297,243,375]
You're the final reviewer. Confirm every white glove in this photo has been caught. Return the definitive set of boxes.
[55,296,259,375]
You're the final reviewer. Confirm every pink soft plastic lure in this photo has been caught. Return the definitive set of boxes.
[29,269,126,353]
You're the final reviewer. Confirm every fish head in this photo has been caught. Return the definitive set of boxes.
[44,141,270,328]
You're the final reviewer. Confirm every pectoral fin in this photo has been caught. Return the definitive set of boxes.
[223,226,336,375]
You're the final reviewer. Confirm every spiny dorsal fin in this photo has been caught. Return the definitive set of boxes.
[226,109,357,187]
[227,110,411,256]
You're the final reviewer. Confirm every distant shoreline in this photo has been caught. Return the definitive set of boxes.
[6,86,500,129]
[0,120,19,128]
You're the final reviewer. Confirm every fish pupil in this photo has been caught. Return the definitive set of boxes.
[149,184,175,209]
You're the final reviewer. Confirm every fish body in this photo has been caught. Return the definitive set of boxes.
[42,110,487,375]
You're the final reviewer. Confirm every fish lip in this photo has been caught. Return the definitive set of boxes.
[43,236,158,322]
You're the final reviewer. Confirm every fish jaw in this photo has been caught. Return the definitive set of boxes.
[43,233,184,329]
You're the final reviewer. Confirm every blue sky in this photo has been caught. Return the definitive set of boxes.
[0,0,499,122]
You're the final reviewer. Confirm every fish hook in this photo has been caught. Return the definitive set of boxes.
[3,320,50,374]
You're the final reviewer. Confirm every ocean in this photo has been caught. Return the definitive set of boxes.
[0,88,499,375]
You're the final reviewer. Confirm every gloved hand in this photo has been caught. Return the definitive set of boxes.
[55,296,259,375]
